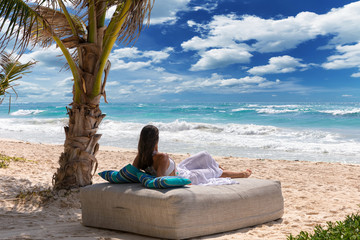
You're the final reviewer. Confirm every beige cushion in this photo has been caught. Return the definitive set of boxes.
[80,178,284,239]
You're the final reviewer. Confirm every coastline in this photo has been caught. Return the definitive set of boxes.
[2,101,360,164]
[0,138,359,239]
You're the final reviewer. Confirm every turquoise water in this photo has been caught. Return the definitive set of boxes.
[1,102,360,163]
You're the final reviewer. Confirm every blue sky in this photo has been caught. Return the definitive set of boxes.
[11,0,360,103]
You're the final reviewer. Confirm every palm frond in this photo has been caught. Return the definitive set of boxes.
[34,6,87,48]
[0,53,36,83]
[0,52,36,111]
[116,0,154,45]
[0,0,86,54]
[0,0,40,53]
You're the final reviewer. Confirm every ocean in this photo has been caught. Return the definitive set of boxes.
[1,102,359,164]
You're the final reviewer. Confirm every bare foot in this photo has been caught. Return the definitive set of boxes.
[220,169,253,178]
[244,169,252,178]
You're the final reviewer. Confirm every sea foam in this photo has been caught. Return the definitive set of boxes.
[10,109,45,116]
[2,102,360,164]
[319,108,360,115]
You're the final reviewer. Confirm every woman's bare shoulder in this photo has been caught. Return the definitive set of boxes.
[153,152,168,159]
[153,152,169,164]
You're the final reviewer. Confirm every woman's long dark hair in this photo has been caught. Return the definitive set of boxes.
[137,125,159,170]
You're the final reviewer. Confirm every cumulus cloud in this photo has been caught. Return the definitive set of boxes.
[322,42,360,70]
[182,1,360,71]
[190,47,252,71]
[110,47,173,71]
[248,55,308,75]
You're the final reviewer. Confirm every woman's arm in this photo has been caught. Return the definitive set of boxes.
[132,155,139,168]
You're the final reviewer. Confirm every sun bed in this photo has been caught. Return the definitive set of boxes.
[80,178,284,239]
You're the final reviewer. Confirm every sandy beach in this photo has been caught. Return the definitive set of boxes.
[0,138,359,240]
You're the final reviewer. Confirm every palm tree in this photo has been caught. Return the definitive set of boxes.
[0,52,36,112]
[0,0,154,190]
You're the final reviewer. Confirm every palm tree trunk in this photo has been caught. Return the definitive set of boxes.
[53,102,105,190]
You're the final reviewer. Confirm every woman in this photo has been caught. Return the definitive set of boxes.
[132,125,252,185]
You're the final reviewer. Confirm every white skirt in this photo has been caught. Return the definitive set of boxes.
[176,151,237,185]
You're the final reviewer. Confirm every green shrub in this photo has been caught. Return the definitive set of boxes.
[0,153,29,168]
[0,155,11,168]
[288,213,360,240]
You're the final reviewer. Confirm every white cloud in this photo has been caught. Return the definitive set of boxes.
[171,73,313,94]
[248,55,308,75]
[107,81,119,86]
[154,67,165,72]
[173,73,282,93]
[190,47,252,71]
[16,80,48,94]
[351,72,360,78]
[56,77,73,88]
[103,66,316,101]
[315,2,360,46]
[110,47,173,71]
[143,47,174,63]
[220,76,266,86]
[105,6,116,20]
[182,2,360,71]
[111,47,141,58]
[118,86,136,95]
[193,2,218,12]
[20,45,66,69]
[112,60,152,71]
[34,77,51,81]
[107,70,285,97]
[130,79,152,84]
[322,42,360,70]
[187,20,196,27]
[161,76,183,83]
[186,20,208,35]
[150,0,190,24]
[258,79,281,88]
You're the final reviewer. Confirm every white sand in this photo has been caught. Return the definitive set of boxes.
[0,139,359,239]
